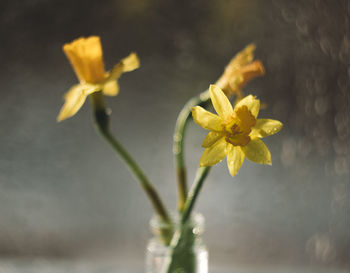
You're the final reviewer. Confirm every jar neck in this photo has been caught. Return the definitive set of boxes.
[150,212,205,244]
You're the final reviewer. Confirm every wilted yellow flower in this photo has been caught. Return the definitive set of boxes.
[57,36,140,122]
[192,85,282,177]
[215,44,265,100]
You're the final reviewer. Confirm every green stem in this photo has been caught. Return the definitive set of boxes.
[174,90,210,211]
[89,92,172,244]
[181,167,211,224]
[163,88,214,272]
[161,167,211,273]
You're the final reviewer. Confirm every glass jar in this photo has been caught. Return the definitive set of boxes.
[145,213,208,273]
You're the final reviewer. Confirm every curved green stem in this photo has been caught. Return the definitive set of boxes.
[173,90,210,211]
[89,92,172,244]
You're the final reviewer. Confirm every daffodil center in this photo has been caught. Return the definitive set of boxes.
[223,105,256,146]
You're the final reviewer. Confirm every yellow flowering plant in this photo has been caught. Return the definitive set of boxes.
[173,43,265,211]
[58,36,172,244]
[215,43,265,100]
[192,85,282,177]
[57,36,139,122]
[57,36,282,273]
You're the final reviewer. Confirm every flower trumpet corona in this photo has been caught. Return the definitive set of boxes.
[192,85,282,177]
[57,36,140,122]
[215,44,265,101]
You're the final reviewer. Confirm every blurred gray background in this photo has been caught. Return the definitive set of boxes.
[1,0,350,272]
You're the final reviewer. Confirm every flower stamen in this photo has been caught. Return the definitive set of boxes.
[223,106,256,147]
[224,120,251,146]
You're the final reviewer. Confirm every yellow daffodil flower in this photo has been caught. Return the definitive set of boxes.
[57,36,140,122]
[215,44,265,101]
[192,85,282,177]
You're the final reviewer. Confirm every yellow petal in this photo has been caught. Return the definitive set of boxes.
[107,64,124,81]
[235,95,260,118]
[107,53,140,81]
[209,84,233,120]
[241,139,271,165]
[227,145,245,177]
[215,44,257,95]
[57,84,99,122]
[202,132,223,148]
[121,52,140,72]
[199,137,228,167]
[232,43,256,67]
[250,119,283,139]
[237,60,265,87]
[102,80,119,96]
[192,106,223,131]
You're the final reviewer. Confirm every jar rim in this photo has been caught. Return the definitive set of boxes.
[149,212,205,231]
